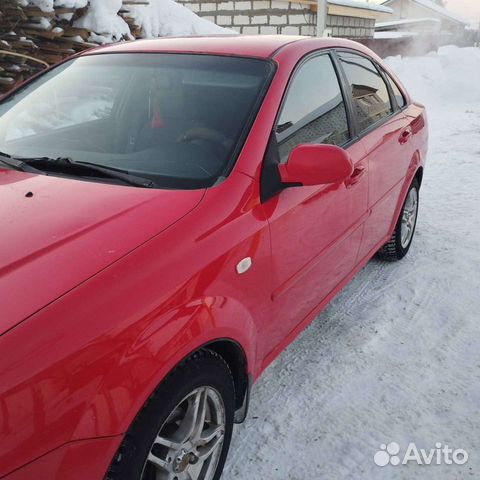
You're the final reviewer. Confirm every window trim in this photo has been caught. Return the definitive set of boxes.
[259,46,411,202]
[259,49,355,203]
[329,50,359,149]
[273,50,354,151]
[381,67,408,112]
[332,48,407,143]
[377,65,399,112]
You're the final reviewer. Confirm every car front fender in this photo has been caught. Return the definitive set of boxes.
[71,294,258,440]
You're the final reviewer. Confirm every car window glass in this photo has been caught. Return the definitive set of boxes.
[385,71,406,109]
[0,54,272,189]
[276,54,350,163]
[4,70,122,142]
[337,52,393,133]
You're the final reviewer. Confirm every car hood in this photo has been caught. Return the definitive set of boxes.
[0,169,205,335]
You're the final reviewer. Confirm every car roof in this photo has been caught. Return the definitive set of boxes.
[81,35,364,60]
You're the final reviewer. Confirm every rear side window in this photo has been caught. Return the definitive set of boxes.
[385,71,407,109]
[276,54,350,163]
[337,51,393,133]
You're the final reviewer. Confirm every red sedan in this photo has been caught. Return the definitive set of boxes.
[0,35,427,480]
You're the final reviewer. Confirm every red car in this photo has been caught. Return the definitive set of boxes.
[0,35,427,480]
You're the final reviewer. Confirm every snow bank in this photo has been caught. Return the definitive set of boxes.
[127,0,230,38]
[73,0,230,44]
[27,0,88,12]
[74,0,131,43]
[385,46,480,111]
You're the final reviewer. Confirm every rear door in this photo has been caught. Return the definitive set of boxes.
[335,50,413,260]
[259,52,368,364]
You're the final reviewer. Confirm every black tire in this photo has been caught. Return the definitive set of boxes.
[105,349,235,480]
[377,178,420,261]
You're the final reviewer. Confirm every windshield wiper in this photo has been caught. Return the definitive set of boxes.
[1,153,157,188]
[276,121,293,134]
[0,151,45,174]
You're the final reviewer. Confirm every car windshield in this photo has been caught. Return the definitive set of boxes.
[0,53,273,189]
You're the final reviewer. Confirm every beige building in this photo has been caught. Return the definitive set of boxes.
[326,0,393,38]
[379,0,469,34]
[178,0,393,38]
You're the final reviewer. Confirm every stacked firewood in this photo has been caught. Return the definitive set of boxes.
[0,0,148,93]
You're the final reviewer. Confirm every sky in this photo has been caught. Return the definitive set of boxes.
[370,0,480,26]
[447,0,480,25]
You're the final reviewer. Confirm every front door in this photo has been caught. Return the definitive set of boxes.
[260,53,368,365]
[336,51,414,260]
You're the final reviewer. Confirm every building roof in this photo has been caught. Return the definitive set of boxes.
[376,17,441,28]
[329,0,393,14]
[382,0,470,25]
[374,30,419,38]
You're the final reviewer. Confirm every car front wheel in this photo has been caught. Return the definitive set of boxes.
[106,349,235,480]
[377,177,420,261]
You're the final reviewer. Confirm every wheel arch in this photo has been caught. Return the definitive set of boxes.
[387,152,423,238]
[203,339,251,423]
[140,338,251,424]
[415,165,424,188]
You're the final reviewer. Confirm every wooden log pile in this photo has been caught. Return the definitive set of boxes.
[0,0,149,93]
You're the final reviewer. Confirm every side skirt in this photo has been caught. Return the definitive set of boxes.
[257,233,391,378]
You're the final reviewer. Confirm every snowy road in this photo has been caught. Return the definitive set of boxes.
[223,46,480,480]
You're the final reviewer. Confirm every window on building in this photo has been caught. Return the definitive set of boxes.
[337,51,393,133]
[275,54,350,163]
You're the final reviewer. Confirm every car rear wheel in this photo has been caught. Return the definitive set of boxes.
[377,178,420,261]
[106,349,235,480]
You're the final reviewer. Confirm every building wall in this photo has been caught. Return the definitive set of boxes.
[329,15,375,38]
[178,0,376,38]
[376,19,441,34]
[177,0,315,36]
[381,0,466,34]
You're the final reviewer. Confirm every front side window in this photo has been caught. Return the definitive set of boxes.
[337,51,393,133]
[275,54,350,163]
[0,54,273,189]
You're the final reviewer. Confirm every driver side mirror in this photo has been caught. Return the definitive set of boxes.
[278,144,354,187]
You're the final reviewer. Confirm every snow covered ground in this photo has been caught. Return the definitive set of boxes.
[224,46,480,479]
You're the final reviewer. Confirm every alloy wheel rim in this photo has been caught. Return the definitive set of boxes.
[400,187,418,248]
[141,386,226,480]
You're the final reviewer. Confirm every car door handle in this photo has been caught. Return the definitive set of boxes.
[345,165,366,188]
[399,127,413,144]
